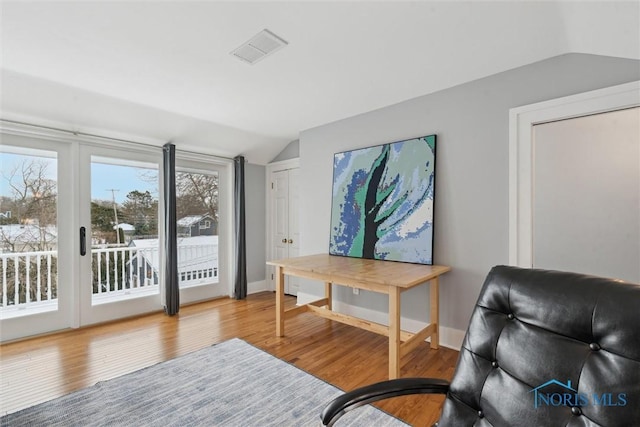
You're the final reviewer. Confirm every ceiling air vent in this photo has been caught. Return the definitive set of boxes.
[230,29,288,65]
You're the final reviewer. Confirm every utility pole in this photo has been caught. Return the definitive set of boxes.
[107,189,121,244]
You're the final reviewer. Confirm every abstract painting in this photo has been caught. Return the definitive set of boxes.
[329,135,436,264]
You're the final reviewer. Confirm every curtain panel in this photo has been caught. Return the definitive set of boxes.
[233,156,247,299]
[163,143,180,315]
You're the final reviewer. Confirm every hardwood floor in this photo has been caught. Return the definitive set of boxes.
[0,292,459,426]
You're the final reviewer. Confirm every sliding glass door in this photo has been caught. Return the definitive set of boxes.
[0,134,74,341]
[175,158,229,304]
[1,127,232,340]
[78,145,162,325]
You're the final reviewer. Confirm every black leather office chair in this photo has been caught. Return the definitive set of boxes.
[321,266,640,426]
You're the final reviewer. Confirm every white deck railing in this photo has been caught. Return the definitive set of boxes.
[1,243,218,311]
[93,246,159,295]
[1,250,56,308]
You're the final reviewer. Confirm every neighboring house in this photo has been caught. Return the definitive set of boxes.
[127,235,219,287]
[113,223,136,244]
[0,224,57,253]
[177,214,217,237]
[125,238,160,288]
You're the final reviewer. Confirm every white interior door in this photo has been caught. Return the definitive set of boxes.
[533,107,639,282]
[272,170,289,263]
[268,166,300,295]
[286,168,300,295]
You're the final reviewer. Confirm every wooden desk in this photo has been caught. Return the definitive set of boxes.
[266,254,451,379]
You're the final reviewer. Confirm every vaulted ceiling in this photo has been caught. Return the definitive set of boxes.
[1,1,638,164]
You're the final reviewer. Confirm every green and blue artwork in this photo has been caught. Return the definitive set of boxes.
[329,135,436,264]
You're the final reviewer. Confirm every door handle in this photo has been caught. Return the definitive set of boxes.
[80,226,86,256]
[288,239,293,244]
[282,238,287,243]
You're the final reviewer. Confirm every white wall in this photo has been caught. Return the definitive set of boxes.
[298,53,640,340]
[245,163,266,285]
[270,140,299,163]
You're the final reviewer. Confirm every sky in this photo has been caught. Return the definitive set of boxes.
[91,162,158,204]
[1,153,158,204]
[1,152,57,199]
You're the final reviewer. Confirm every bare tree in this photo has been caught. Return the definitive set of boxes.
[176,172,219,221]
[1,159,57,251]
[1,159,58,306]
[136,169,218,225]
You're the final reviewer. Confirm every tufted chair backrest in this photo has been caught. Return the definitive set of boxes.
[438,266,640,427]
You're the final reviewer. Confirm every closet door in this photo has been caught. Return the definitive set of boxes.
[272,170,289,264]
[533,107,639,283]
[268,166,299,296]
[286,168,300,295]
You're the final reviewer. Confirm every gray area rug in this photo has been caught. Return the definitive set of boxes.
[1,338,408,426]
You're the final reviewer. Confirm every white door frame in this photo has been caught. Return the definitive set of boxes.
[174,155,233,302]
[0,132,75,341]
[78,143,163,326]
[509,81,640,267]
[265,158,299,291]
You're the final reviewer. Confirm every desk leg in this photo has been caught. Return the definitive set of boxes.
[276,266,285,337]
[389,287,401,379]
[324,282,332,310]
[430,277,440,349]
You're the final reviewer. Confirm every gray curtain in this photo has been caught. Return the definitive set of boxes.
[234,156,247,299]
[163,143,179,315]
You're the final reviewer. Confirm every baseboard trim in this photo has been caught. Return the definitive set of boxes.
[297,291,464,351]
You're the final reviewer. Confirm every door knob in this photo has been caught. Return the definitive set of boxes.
[282,238,287,243]
[288,239,293,244]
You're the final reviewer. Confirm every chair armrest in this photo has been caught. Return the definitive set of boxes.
[321,377,449,426]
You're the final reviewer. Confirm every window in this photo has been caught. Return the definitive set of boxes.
[176,170,219,289]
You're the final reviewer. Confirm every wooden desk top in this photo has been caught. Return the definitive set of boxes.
[267,254,450,289]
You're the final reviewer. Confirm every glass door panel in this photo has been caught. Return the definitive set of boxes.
[174,161,228,303]
[79,147,161,325]
[0,137,73,341]
[176,170,219,289]
[90,156,160,304]
[1,148,58,312]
